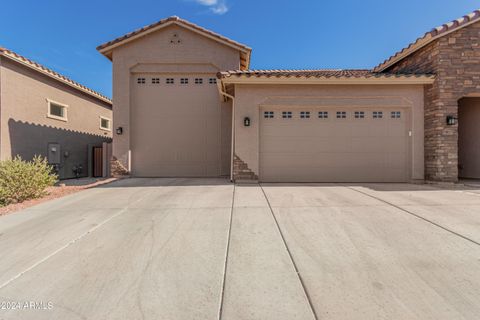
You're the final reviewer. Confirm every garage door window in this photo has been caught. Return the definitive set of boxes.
[166,78,174,84]
[209,78,217,84]
[300,111,310,119]
[180,78,189,84]
[151,78,160,84]
[391,111,401,119]
[336,111,347,119]
[318,111,328,119]
[373,111,383,119]
[195,78,203,84]
[354,111,365,119]
[282,111,292,119]
[137,78,145,84]
[264,111,274,118]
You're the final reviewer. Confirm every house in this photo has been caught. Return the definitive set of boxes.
[0,47,113,179]
[97,10,480,183]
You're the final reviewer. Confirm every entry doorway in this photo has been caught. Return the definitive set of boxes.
[92,146,103,178]
[458,97,480,179]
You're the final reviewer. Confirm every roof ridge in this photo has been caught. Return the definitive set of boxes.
[0,47,111,104]
[375,9,480,71]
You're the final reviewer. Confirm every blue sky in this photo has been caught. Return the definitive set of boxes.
[0,0,478,98]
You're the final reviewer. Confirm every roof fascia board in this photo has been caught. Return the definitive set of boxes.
[221,76,435,85]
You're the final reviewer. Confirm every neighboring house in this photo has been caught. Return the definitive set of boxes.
[97,10,480,183]
[0,47,113,179]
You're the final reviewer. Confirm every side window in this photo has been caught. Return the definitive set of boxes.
[47,100,68,121]
[354,111,365,119]
[373,111,383,119]
[264,111,274,119]
[391,111,401,119]
[282,111,292,119]
[100,116,111,131]
[300,111,310,119]
[318,111,328,119]
[336,111,346,119]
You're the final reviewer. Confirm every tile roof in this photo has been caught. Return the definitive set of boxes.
[218,69,434,79]
[96,16,251,69]
[0,47,111,105]
[374,9,480,72]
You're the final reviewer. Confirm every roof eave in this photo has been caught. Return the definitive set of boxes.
[220,76,436,85]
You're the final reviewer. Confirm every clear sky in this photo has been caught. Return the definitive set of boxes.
[0,0,478,98]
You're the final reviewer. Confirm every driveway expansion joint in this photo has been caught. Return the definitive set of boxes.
[259,184,319,320]
[348,186,480,247]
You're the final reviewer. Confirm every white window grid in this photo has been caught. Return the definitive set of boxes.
[300,111,310,119]
[391,111,401,119]
[373,111,383,119]
[282,111,293,119]
[264,111,274,119]
[336,111,347,119]
[354,111,365,119]
[318,111,328,119]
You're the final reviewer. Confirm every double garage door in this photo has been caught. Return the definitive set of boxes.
[259,107,410,182]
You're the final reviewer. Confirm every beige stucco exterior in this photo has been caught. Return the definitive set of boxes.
[0,56,112,179]
[231,84,425,182]
[108,24,241,176]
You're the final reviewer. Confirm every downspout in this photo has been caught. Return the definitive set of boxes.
[217,81,235,181]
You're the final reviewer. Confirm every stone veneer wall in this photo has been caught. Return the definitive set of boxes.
[386,21,480,181]
[233,154,258,181]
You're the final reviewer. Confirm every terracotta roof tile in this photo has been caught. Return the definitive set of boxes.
[0,47,111,104]
[374,9,480,72]
[218,69,434,79]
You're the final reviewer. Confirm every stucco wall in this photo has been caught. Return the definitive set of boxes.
[0,57,112,179]
[386,21,480,181]
[110,24,240,172]
[233,84,425,181]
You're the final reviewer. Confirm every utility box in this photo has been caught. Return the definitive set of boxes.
[47,143,61,164]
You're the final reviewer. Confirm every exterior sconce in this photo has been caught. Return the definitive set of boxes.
[446,115,457,126]
[243,117,251,127]
[116,127,123,135]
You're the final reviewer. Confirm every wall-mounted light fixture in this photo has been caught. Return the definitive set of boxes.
[116,127,123,135]
[243,117,251,127]
[446,115,457,126]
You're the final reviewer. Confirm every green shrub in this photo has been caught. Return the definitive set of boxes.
[0,156,58,205]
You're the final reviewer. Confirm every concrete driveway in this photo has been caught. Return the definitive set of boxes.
[0,178,480,320]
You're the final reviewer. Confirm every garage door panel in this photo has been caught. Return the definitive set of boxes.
[260,107,410,182]
[131,73,223,177]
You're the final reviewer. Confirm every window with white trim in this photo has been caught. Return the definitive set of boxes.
[354,111,365,119]
[264,111,274,118]
[282,111,292,119]
[209,78,217,84]
[336,111,346,119]
[100,116,111,131]
[151,78,160,84]
[47,100,68,121]
[166,78,174,84]
[391,111,401,119]
[180,78,189,84]
[373,111,383,119]
[195,78,203,84]
[300,111,310,119]
[137,78,145,84]
[318,111,328,119]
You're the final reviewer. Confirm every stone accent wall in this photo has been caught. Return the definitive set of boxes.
[386,21,480,182]
[233,154,258,181]
[110,156,129,177]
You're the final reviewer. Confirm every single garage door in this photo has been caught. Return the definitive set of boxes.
[131,74,223,177]
[260,108,410,182]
